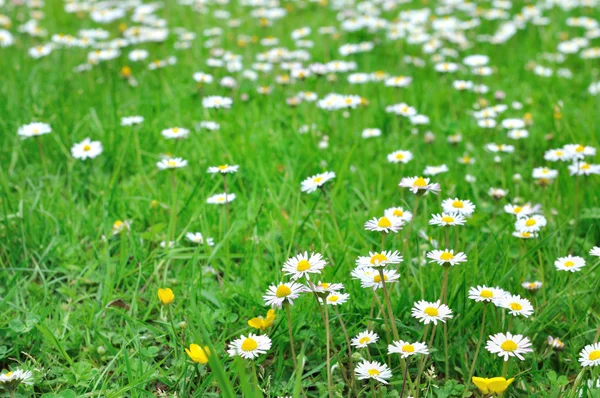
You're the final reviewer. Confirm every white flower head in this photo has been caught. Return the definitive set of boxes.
[71,138,103,160]
[263,282,307,308]
[579,342,600,367]
[351,330,379,348]
[282,252,327,280]
[388,340,429,358]
[411,300,453,325]
[301,171,336,193]
[227,333,272,359]
[426,249,467,266]
[355,361,392,384]
[486,332,533,361]
[554,255,586,272]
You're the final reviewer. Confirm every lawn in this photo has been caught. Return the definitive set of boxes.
[0,0,599,397]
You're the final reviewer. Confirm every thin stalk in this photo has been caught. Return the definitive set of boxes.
[35,136,48,175]
[571,169,580,250]
[377,268,399,341]
[399,358,409,398]
[169,170,177,241]
[284,304,297,366]
[402,197,421,256]
[320,187,343,245]
[334,306,358,395]
[466,304,488,392]
[324,301,334,398]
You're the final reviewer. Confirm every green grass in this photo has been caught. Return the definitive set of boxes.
[1,0,600,397]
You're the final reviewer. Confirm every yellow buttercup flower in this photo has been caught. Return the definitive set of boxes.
[185,344,210,364]
[472,377,515,395]
[157,288,174,305]
[248,309,276,331]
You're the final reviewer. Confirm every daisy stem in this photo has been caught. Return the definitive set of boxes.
[320,187,344,246]
[466,304,488,393]
[223,173,231,271]
[133,128,143,168]
[440,265,450,304]
[377,268,399,341]
[443,322,450,378]
[169,170,177,241]
[571,170,580,250]
[399,358,409,398]
[334,306,358,395]
[414,325,431,396]
[35,136,48,175]
[324,301,334,398]
[168,306,180,364]
[402,196,421,256]
[445,227,449,249]
[501,358,510,378]
[10,390,15,398]
[284,303,298,366]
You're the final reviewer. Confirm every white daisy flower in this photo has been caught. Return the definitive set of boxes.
[564,144,596,160]
[521,281,542,291]
[301,171,336,193]
[362,128,381,138]
[351,330,379,348]
[411,300,453,325]
[512,230,538,239]
[207,164,240,174]
[202,96,233,109]
[399,176,441,195]
[590,246,600,257]
[71,138,103,160]
[515,215,547,233]
[321,291,350,305]
[356,251,403,268]
[423,164,449,176]
[364,216,403,233]
[468,285,507,302]
[388,340,429,358]
[568,161,600,176]
[17,122,52,139]
[161,127,190,139]
[499,294,534,317]
[426,249,467,266]
[157,157,187,170]
[112,220,132,235]
[387,150,414,164]
[282,252,327,280]
[486,332,533,361]
[384,207,413,223]
[554,255,586,272]
[504,204,533,217]
[355,361,392,384]
[263,282,307,308]
[206,193,236,204]
[121,116,144,126]
[441,198,476,216]
[579,342,600,367]
[488,188,508,199]
[185,232,215,246]
[227,333,272,359]
[0,369,34,387]
[309,281,344,293]
[354,267,400,290]
[429,213,466,227]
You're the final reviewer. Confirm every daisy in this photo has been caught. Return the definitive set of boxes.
[356,250,403,268]
[590,246,600,257]
[362,128,381,139]
[321,291,350,305]
[568,162,600,176]
[185,232,215,246]
[157,157,187,170]
[0,369,34,389]
[547,336,565,351]
[564,144,596,159]
[364,216,403,233]
[202,96,233,109]
[515,215,547,233]
[355,267,400,290]
[263,282,307,308]
[554,255,586,272]
[387,150,413,164]
[161,127,190,139]
[426,249,467,266]
[351,330,379,348]
[388,340,429,358]
[384,207,413,223]
[544,148,572,162]
[399,176,441,195]
[207,164,240,174]
[579,342,600,367]
[112,220,131,235]
[468,286,506,303]
[310,281,344,294]
[206,193,236,204]
[424,164,449,176]
[521,281,542,291]
[499,294,534,317]
[429,213,466,227]
[411,300,453,325]
[486,332,533,361]
[532,167,558,180]
[121,116,144,126]
[512,231,538,239]
[17,122,52,139]
[301,171,336,193]
[71,138,103,160]
[355,361,392,384]
[504,204,533,217]
[227,334,272,359]
[488,188,508,200]
[282,252,327,280]
[441,198,476,216]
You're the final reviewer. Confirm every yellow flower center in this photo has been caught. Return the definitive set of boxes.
[581,163,590,170]
[441,216,455,223]
[359,337,371,344]
[241,338,258,352]
[514,206,523,213]
[576,145,584,152]
[370,253,388,265]
[462,156,471,163]
[5,372,13,377]
[377,217,392,228]
[314,177,323,183]
[480,289,493,298]
[373,274,388,283]
[296,260,311,272]
[528,283,536,289]
[275,285,292,298]
[525,219,536,227]
[589,350,600,361]
[509,302,523,311]
[402,344,415,353]
[501,340,518,351]
[440,252,454,261]
[414,177,427,187]
[393,210,404,217]
[452,200,464,208]
[172,127,179,132]
[564,261,574,267]
[556,150,564,156]
[368,369,381,376]
[83,144,91,151]
[320,283,330,289]
[521,232,531,237]
[218,165,228,170]
[395,153,404,160]
[328,295,339,302]
[424,307,439,316]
